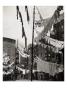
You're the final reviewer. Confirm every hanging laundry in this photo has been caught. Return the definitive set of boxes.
[16,6,26,38]
[25,6,30,22]
[19,11,23,23]
[16,6,19,20]
[16,6,27,49]
[22,25,25,38]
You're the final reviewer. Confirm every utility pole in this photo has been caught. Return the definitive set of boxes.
[31,6,35,81]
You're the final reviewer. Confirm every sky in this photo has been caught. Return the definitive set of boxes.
[3,6,57,47]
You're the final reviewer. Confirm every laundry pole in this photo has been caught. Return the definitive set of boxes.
[31,6,35,81]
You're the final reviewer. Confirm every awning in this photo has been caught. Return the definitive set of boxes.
[44,36,64,49]
[36,56,63,76]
